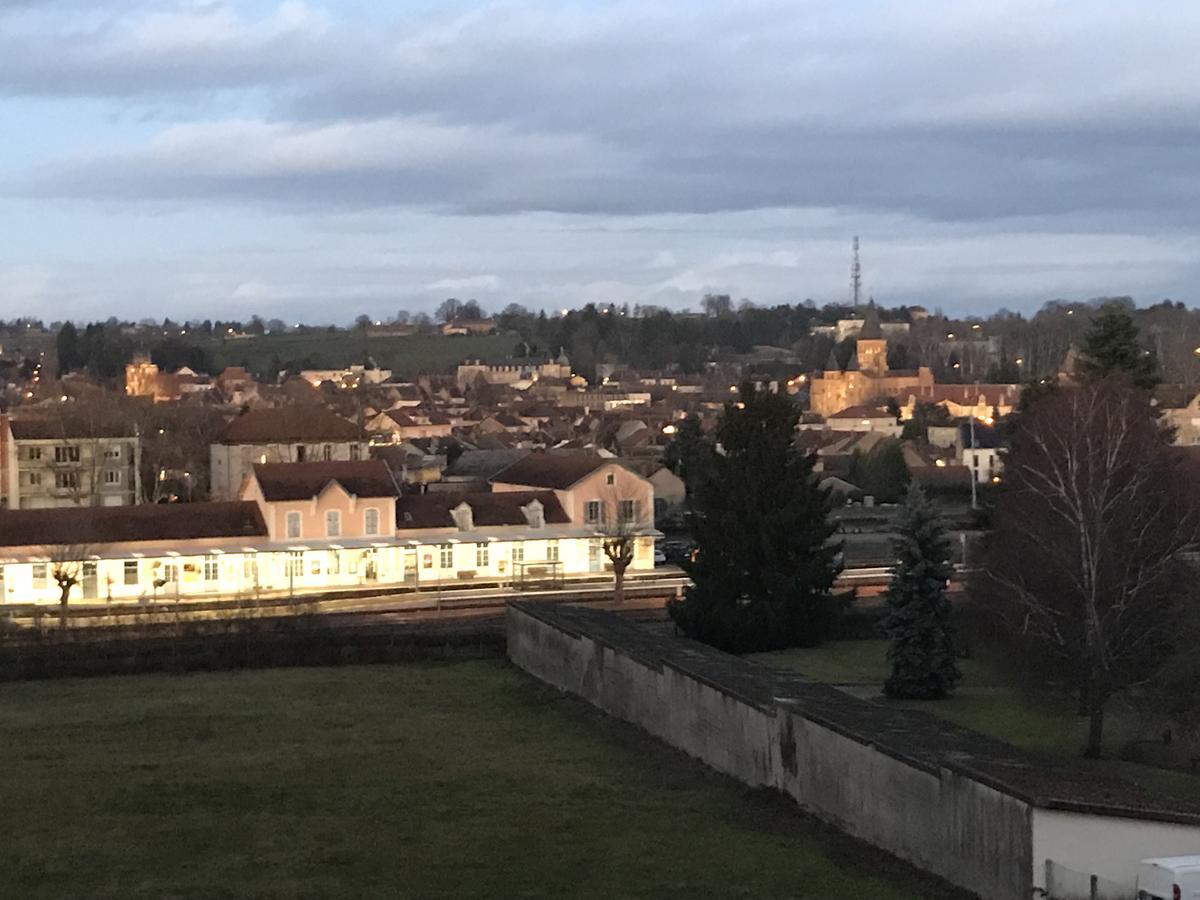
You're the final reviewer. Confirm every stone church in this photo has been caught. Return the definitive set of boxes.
[809,304,934,418]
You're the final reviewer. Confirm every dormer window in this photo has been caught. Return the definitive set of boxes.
[451,502,474,532]
[522,499,545,529]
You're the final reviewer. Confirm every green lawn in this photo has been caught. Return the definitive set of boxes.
[0,661,970,899]
[753,640,1200,805]
[202,330,518,378]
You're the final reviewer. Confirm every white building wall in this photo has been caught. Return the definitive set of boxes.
[0,530,654,605]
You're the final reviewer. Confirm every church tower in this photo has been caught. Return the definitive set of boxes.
[855,301,889,376]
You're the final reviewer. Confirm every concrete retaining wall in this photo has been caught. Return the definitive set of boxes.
[508,602,1200,900]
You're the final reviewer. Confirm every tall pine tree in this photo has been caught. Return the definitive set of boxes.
[1079,301,1158,388]
[668,384,841,653]
[882,483,960,700]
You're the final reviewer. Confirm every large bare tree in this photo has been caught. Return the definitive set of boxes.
[974,379,1200,757]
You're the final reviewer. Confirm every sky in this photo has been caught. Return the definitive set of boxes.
[3,0,1200,323]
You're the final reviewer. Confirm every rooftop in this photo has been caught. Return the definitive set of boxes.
[491,452,607,490]
[217,406,365,444]
[443,449,531,479]
[396,490,569,529]
[0,501,266,548]
[8,416,138,441]
[827,405,894,420]
[251,460,398,502]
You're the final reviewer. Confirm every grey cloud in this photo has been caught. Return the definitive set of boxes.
[0,2,337,96]
[6,1,1200,321]
[12,1,1200,227]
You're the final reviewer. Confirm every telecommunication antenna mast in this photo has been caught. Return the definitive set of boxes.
[850,236,862,308]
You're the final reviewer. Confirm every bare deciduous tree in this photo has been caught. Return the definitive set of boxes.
[974,379,1200,757]
[599,488,648,604]
[45,542,92,631]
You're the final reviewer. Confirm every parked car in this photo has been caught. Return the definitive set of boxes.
[653,548,667,566]
[660,539,695,566]
[1138,856,1200,899]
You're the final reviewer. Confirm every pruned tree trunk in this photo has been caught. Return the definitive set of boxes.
[613,561,628,604]
[58,585,71,631]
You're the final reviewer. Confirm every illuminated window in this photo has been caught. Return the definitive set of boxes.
[439,544,453,568]
[476,543,489,567]
[286,551,304,577]
[123,560,139,586]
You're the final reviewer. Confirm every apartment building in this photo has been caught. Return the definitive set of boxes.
[0,415,141,509]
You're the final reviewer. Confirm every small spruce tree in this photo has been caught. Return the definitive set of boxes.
[882,483,960,700]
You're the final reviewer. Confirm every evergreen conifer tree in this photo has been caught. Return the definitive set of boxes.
[1079,301,1158,388]
[882,483,960,700]
[668,384,841,653]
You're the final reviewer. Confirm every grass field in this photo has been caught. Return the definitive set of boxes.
[202,330,518,378]
[0,661,971,899]
[753,640,1200,805]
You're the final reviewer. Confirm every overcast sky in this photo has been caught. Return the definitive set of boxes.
[3,0,1200,322]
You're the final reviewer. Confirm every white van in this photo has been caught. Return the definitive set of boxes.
[1138,856,1200,899]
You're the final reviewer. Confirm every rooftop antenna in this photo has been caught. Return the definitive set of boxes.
[850,236,862,308]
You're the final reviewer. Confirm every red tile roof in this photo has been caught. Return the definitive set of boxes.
[217,406,365,444]
[491,452,607,490]
[396,490,569,529]
[251,460,398,501]
[0,501,266,548]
